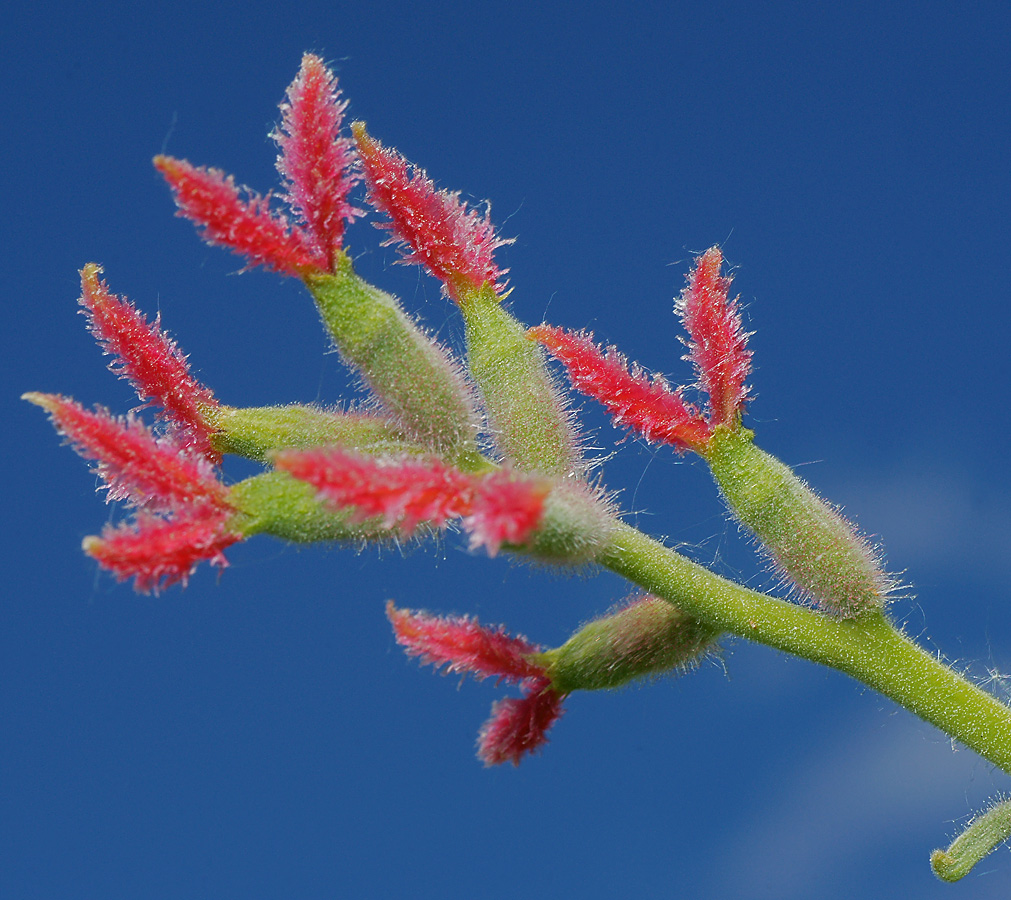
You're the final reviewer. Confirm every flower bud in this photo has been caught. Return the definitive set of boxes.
[704,426,892,617]
[304,253,484,469]
[210,404,412,462]
[542,596,719,693]
[460,285,584,478]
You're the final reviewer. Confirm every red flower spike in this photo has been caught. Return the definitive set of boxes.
[24,393,228,513]
[154,155,328,276]
[386,601,544,682]
[676,247,752,427]
[352,123,510,301]
[274,53,360,267]
[83,509,241,595]
[79,264,219,460]
[275,448,546,552]
[477,678,565,767]
[529,325,713,452]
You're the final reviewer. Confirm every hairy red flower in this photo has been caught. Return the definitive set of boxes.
[466,471,548,556]
[529,325,712,452]
[676,247,751,427]
[274,53,359,267]
[275,448,546,554]
[388,603,564,765]
[276,447,471,531]
[79,264,219,460]
[477,677,564,767]
[83,510,240,595]
[387,601,543,682]
[154,155,327,276]
[24,393,228,512]
[353,123,510,301]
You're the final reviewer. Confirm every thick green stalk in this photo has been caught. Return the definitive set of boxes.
[599,521,1011,774]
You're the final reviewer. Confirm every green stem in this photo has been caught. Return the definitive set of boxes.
[599,521,1011,774]
[931,797,1011,881]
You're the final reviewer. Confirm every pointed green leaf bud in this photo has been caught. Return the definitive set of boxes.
[227,470,388,544]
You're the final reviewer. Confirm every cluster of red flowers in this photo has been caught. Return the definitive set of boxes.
[25,266,238,593]
[30,53,754,765]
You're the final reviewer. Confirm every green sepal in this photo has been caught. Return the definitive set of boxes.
[304,252,484,470]
[521,481,614,565]
[211,404,415,462]
[540,596,719,693]
[703,426,889,617]
[458,283,582,478]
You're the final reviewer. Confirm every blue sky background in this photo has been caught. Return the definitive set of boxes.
[4,2,1011,897]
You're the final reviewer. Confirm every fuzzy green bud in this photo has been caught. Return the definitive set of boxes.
[305,252,484,470]
[458,284,583,478]
[523,481,614,565]
[541,596,719,693]
[704,426,891,617]
[211,404,414,462]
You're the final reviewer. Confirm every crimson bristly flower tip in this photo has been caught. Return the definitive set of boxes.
[477,677,564,767]
[352,123,510,301]
[274,53,360,267]
[466,472,548,557]
[529,325,712,452]
[24,393,228,513]
[83,510,241,595]
[386,601,544,682]
[387,603,564,765]
[154,156,328,276]
[676,247,751,427]
[275,447,472,532]
[275,448,546,554]
[79,264,220,461]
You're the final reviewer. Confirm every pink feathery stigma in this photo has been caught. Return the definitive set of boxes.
[386,601,545,682]
[24,393,228,513]
[274,54,359,267]
[477,677,565,766]
[154,156,328,276]
[676,247,751,427]
[79,264,219,461]
[529,325,712,452]
[352,123,510,301]
[83,509,241,595]
[275,448,546,551]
